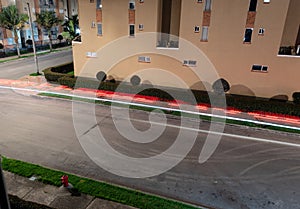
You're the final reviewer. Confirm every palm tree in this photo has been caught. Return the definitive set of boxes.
[35,10,61,52]
[62,14,79,40]
[0,5,28,57]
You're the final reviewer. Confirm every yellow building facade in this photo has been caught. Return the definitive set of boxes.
[73,0,300,100]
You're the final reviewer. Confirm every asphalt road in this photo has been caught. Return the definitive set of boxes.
[0,89,300,209]
[0,50,73,79]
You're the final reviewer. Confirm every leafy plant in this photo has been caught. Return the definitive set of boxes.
[0,5,28,57]
[62,14,79,40]
[35,11,62,51]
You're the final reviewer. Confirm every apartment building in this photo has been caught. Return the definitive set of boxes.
[75,0,299,99]
[0,0,78,48]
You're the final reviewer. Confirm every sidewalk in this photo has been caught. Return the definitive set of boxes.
[4,171,137,209]
[1,75,300,129]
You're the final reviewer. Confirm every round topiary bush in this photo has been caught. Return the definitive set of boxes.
[130,75,141,86]
[292,92,300,104]
[0,43,4,49]
[96,71,107,82]
[212,78,230,94]
[26,39,33,46]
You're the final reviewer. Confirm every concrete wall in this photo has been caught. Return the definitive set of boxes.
[73,0,300,100]
[280,0,300,47]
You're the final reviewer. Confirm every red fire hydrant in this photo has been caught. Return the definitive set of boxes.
[61,175,69,187]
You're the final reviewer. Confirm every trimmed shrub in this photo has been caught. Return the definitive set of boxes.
[212,78,230,94]
[292,92,300,104]
[96,71,107,82]
[56,75,300,117]
[51,63,74,74]
[58,76,76,88]
[0,43,3,49]
[43,63,74,82]
[130,75,141,86]
[43,68,73,82]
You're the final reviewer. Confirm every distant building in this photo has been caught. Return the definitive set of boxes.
[73,0,300,100]
[0,0,78,48]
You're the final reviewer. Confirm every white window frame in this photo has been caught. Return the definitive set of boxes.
[129,24,135,36]
[138,56,151,63]
[183,60,197,67]
[201,26,209,41]
[258,28,265,35]
[204,0,211,11]
[251,64,268,72]
[139,24,144,31]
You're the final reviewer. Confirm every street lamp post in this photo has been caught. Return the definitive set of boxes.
[26,2,40,75]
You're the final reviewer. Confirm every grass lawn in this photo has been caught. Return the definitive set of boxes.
[1,157,199,209]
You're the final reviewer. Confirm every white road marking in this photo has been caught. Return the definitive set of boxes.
[127,118,300,148]
[1,85,300,141]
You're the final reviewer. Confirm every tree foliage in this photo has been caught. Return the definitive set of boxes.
[0,5,28,57]
[62,14,79,40]
[35,10,62,51]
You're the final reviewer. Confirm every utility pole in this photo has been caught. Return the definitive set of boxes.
[27,2,40,75]
[0,157,11,209]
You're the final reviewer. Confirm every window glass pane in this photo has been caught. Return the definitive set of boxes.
[97,23,102,35]
[204,0,211,11]
[201,26,208,41]
[249,0,257,11]
[96,0,102,9]
[244,28,253,42]
[130,25,135,36]
[129,0,135,9]
[252,65,262,70]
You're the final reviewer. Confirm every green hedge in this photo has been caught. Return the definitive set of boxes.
[55,75,300,117]
[43,62,74,82]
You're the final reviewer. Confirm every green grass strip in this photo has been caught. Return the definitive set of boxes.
[39,92,300,134]
[1,157,199,209]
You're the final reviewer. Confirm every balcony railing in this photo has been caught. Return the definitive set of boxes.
[157,34,179,48]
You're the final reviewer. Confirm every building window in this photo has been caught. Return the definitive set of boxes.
[96,0,102,9]
[139,24,144,31]
[197,0,203,3]
[139,0,144,3]
[252,65,268,72]
[201,26,208,41]
[244,28,253,43]
[129,24,135,36]
[157,0,181,48]
[138,56,151,63]
[97,23,102,35]
[194,26,200,33]
[90,0,94,3]
[258,28,265,35]
[249,0,257,11]
[183,60,197,67]
[263,0,270,3]
[204,0,212,11]
[129,0,135,10]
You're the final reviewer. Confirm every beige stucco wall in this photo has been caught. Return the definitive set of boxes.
[73,0,300,100]
[280,0,300,47]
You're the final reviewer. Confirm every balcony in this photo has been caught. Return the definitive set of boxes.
[156,34,179,49]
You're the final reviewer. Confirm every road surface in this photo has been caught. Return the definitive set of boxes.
[0,50,73,79]
[0,88,300,209]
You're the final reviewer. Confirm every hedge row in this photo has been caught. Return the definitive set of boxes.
[56,76,300,117]
[43,62,74,82]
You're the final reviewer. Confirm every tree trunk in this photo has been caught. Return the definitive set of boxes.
[48,31,53,52]
[13,29,20,58]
